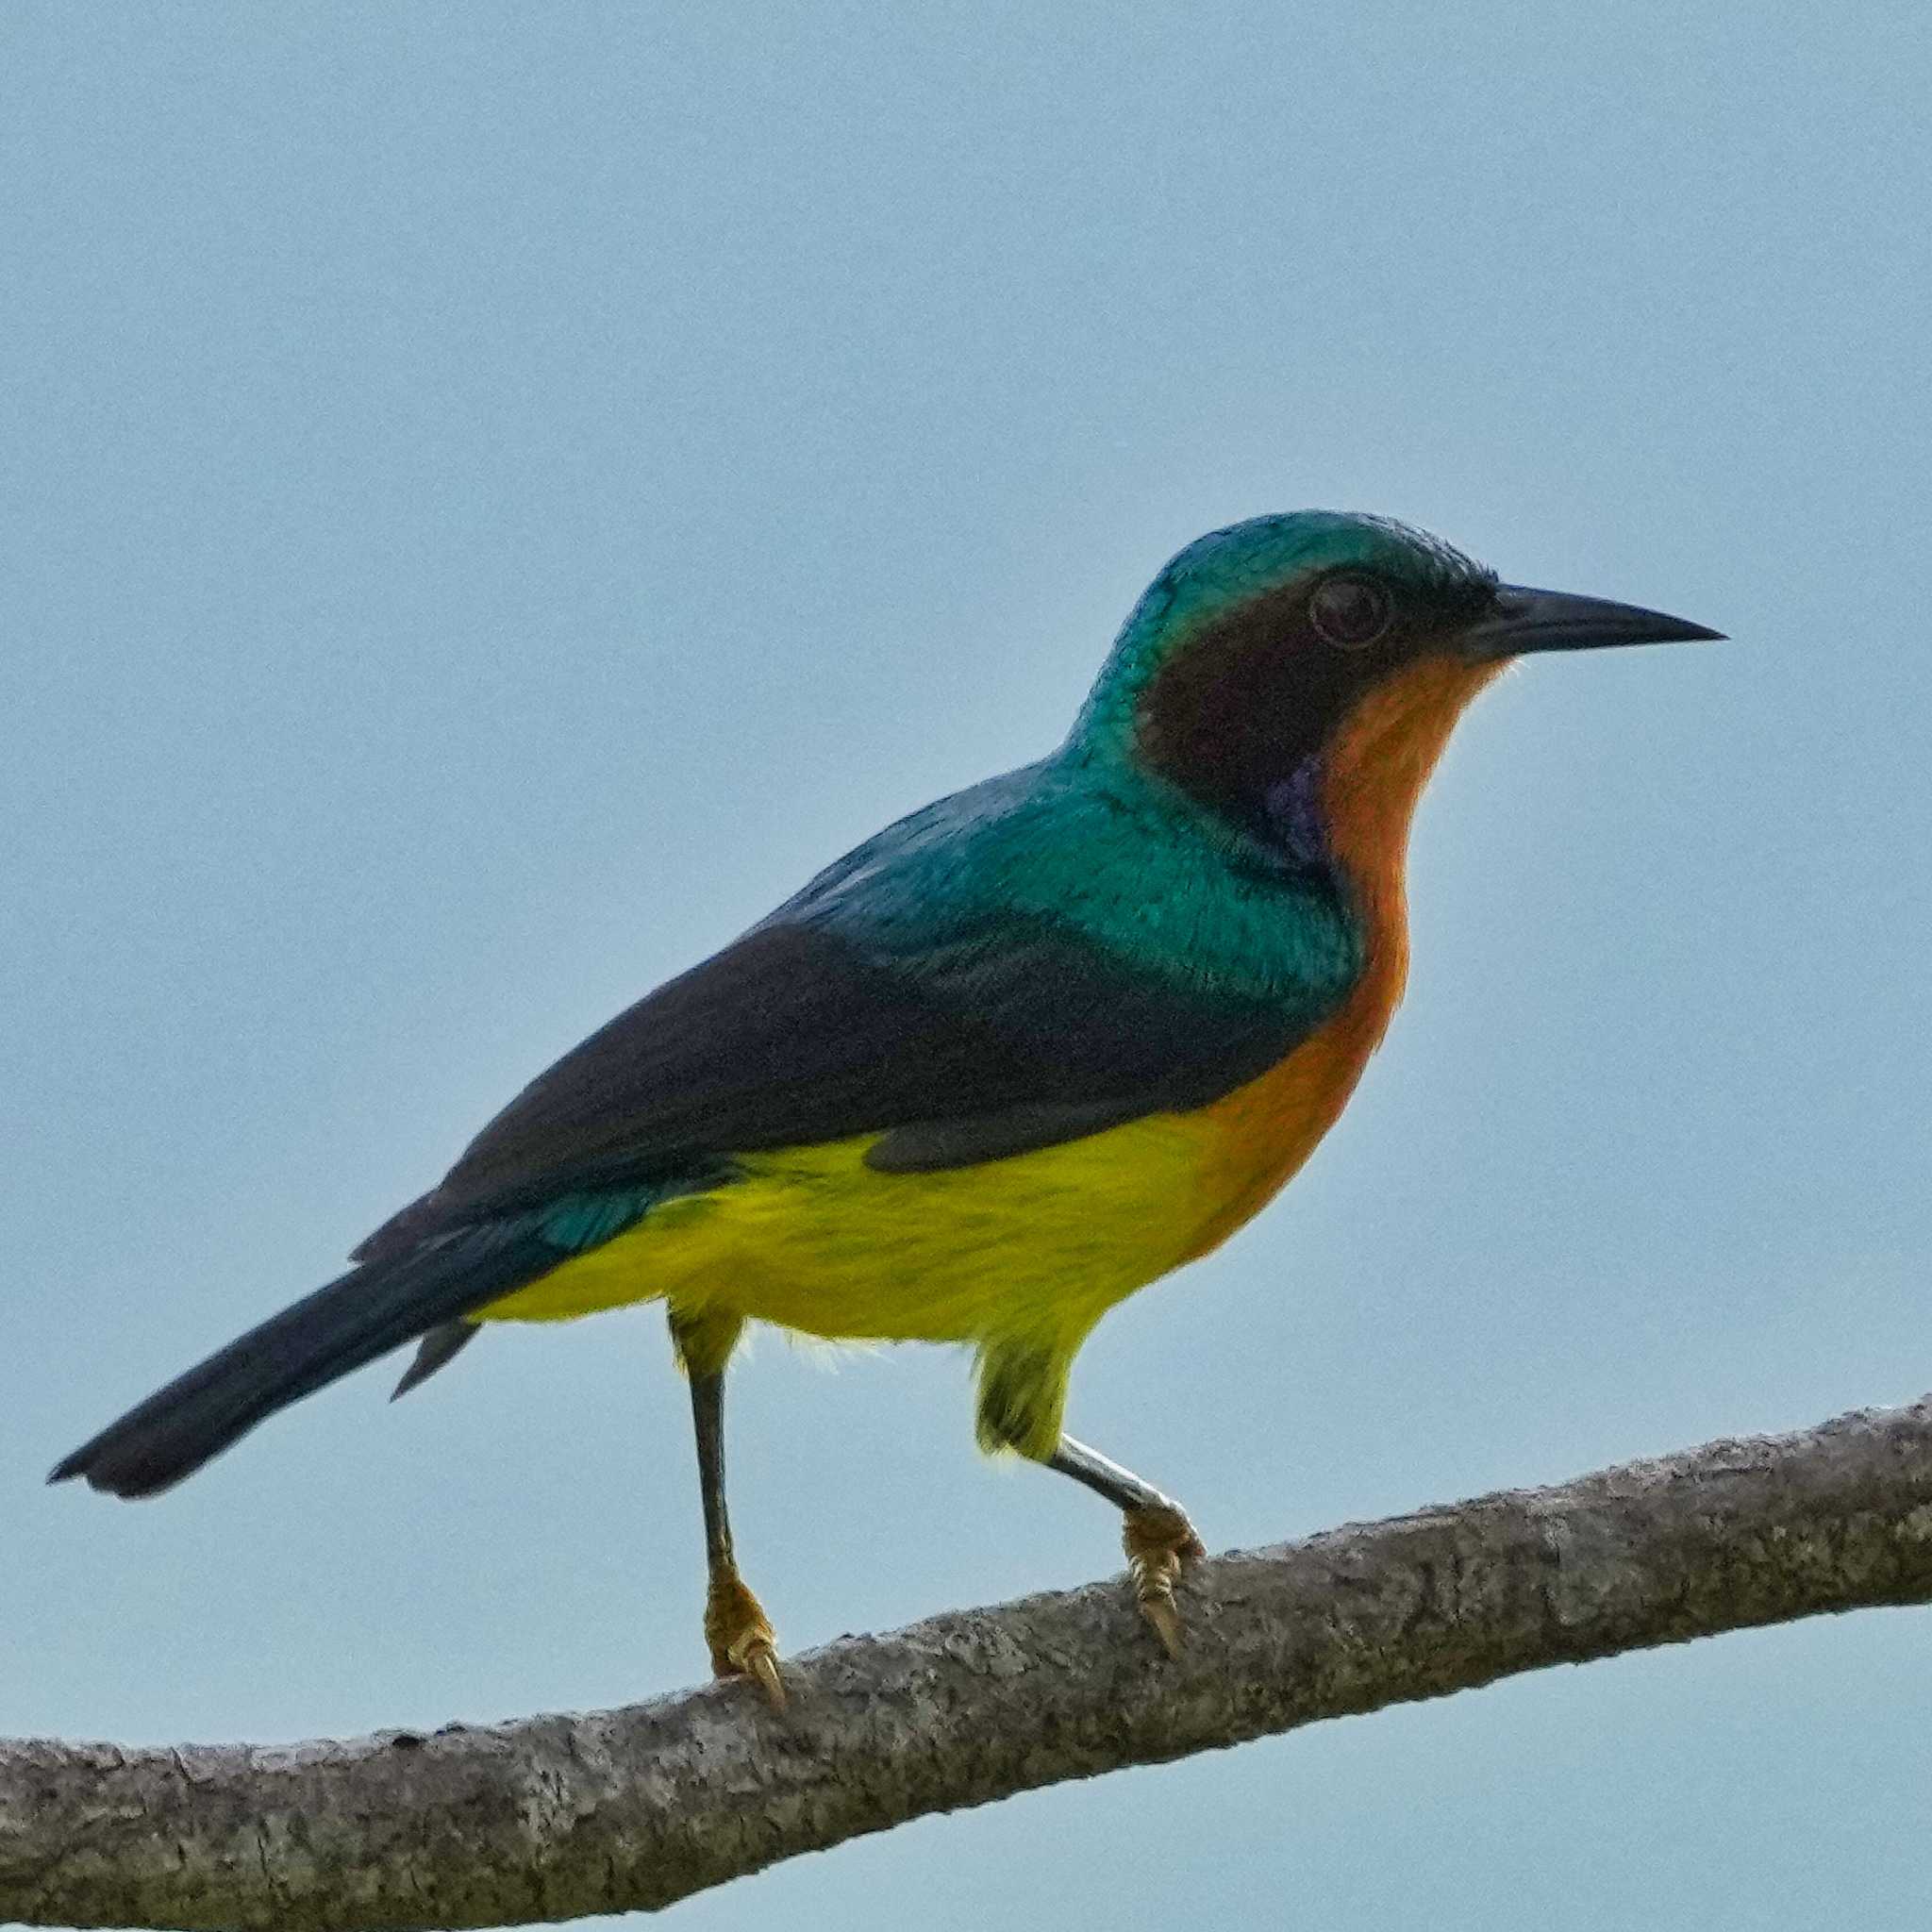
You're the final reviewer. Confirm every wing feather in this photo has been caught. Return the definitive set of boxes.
[354,764,1361,1262]
[356,914,1318,1258]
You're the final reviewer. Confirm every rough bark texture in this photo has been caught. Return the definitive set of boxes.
[9,1396,1932,1930]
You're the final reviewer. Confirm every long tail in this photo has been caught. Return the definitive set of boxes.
[49,1221,557,1499]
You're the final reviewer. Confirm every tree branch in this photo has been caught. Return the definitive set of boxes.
[10,1395,1932,1930]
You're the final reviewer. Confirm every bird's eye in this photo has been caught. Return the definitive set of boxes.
[1308,575,1393,649]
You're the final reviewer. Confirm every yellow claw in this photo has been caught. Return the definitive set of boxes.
[705,1571,787,1708]
[1138,1591,1186,1660]
[1123,1502,1205,1660]
[729,1631,788,1710]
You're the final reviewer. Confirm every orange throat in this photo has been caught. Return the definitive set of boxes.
[1186,654,1503,1258]
[1320,652,1506,1005]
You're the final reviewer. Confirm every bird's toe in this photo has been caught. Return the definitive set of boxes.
[705,1570,787,1709]
[1123,1501,1206,1659]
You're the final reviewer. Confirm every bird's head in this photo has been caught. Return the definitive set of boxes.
[1074,511,1719,871]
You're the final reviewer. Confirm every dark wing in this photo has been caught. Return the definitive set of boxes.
[355,915,1328,1260]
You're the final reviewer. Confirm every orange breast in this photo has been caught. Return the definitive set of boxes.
[1182,654,1502,1261]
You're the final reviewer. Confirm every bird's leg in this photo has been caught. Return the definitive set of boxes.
[669,1309,784,1708]
[691,1370,785,1706]
[1050,1435,1206,1659]
[976,1344,1204,1657]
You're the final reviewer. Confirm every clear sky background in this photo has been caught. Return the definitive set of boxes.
[6,5,1930,1927]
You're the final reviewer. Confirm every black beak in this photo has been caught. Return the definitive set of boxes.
[1465,583,1724,658]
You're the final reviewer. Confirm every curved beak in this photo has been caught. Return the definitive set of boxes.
[1465,584,1724,658]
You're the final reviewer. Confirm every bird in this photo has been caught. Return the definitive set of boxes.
[52,510,1719,1704]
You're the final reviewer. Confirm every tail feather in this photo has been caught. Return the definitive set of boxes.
[49,1224,552,1499]
[390,1321,480,1400]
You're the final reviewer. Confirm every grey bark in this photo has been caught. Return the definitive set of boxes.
[9,1394,1932,1930]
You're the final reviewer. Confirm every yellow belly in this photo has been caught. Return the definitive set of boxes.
[476,1107,1224,1355]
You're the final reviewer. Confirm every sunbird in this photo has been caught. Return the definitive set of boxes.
[54,511,1718,1703]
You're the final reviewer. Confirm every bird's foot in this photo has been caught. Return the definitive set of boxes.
[1123,1502,1206,1659]
[704,1570,786,1708]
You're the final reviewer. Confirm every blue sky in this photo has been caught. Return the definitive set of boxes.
[6,5,1930,1926]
